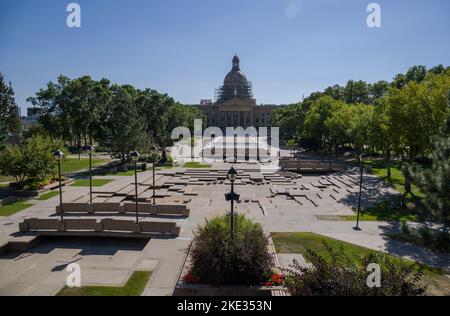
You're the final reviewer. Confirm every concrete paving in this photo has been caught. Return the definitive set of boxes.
[1,149,449,296]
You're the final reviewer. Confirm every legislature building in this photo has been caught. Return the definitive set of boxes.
[193,55,280,129]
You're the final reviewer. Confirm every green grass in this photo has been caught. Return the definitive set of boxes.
[71,179,113,187]
[271,232,449,294]
[62,158,111,175]
[365,160,425,198]
[98,169,143,176]
[326,200,421,222]
[37,191,60,200]
[0,175,14,182]
[183,162,211,168]
[56,271,151,296]
[0,200,32,216]
[0,183,10,189]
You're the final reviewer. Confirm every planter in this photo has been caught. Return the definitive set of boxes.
[173,284,281,296]
[0,196,18,206]
[11,179,74,197]
[173,240,289,297]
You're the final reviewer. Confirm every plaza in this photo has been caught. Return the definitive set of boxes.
[1,137,449,296]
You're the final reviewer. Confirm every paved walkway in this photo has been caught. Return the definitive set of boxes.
[1,155,449,295]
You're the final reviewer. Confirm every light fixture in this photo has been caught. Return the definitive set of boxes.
[227,166,237,183]
[130,150,140,162]
[54,150,64,160]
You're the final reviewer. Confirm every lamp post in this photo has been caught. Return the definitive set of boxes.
[130,150,140,224]
[354,153,365,231]
[83,145,94,205]
[225,167,239,239]
[54,150,64,222]
[150,145,159,207]
[297,136,301,173]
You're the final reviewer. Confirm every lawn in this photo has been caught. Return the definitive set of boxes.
[71,179,113,187]
[0,175,14,182]
[62,158,111,175]
[183,162,211,168]
[271,232,450,295]
[97,169,143,176]
[38,191,60,200]
[0,200,33,216]
[316,199,423,222]
[325,200,422,222]
[56,271,151,296]
[365,159,425,198]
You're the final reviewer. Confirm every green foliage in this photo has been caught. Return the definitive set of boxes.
[270,103,305,139]
[410,115,450,226]
[0,73,22,139]
[303,96,342,144]
[57,271,151,296]
[189,215,273,286]
[0,135,64,184]
[390,222,450,253]
[27,76,204,158]
[284,241,425,296]
[106,85,149,160]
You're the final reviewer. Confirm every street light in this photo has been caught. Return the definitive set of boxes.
[130,150,140,224]
[225,166,240,239]
[354,153,365,231]
[83,145,95,205]
[297,136,301,173]
[150,145,159,207]
[54,150,64,222]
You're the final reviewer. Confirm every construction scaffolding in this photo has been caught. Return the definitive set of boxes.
[215,81,254,103]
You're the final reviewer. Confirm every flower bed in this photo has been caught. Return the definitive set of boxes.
[173,241,288,296]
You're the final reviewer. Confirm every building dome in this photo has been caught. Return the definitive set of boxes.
[223,55,248,85]
[216,55,253,102]
[224,69,248,86]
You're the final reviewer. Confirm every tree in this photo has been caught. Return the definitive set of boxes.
[106,85,149,161]
[303,96,343,149]
[325,103,374,154]
[410,115,450,226]
[0,73,22,138]
[343,80,370,104]
[270,102,305,140]
[384,72,450,195]
[0,135,64,185]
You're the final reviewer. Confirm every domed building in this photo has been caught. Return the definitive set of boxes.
[194,55,279,130]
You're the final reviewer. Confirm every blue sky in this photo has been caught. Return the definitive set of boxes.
[1,0,449,114]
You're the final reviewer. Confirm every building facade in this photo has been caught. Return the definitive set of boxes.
[193,55,279,130]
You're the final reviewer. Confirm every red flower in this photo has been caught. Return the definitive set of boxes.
[183,271,194,284]
[265,273,285,286]
[183,271,200,284]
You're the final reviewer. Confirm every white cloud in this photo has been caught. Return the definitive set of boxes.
[285,0,303,19]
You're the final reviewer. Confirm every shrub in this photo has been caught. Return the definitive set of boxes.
[0,135,65,185]
[393,222,450,253]
[188,214,273,286]
[284,241,425,296]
